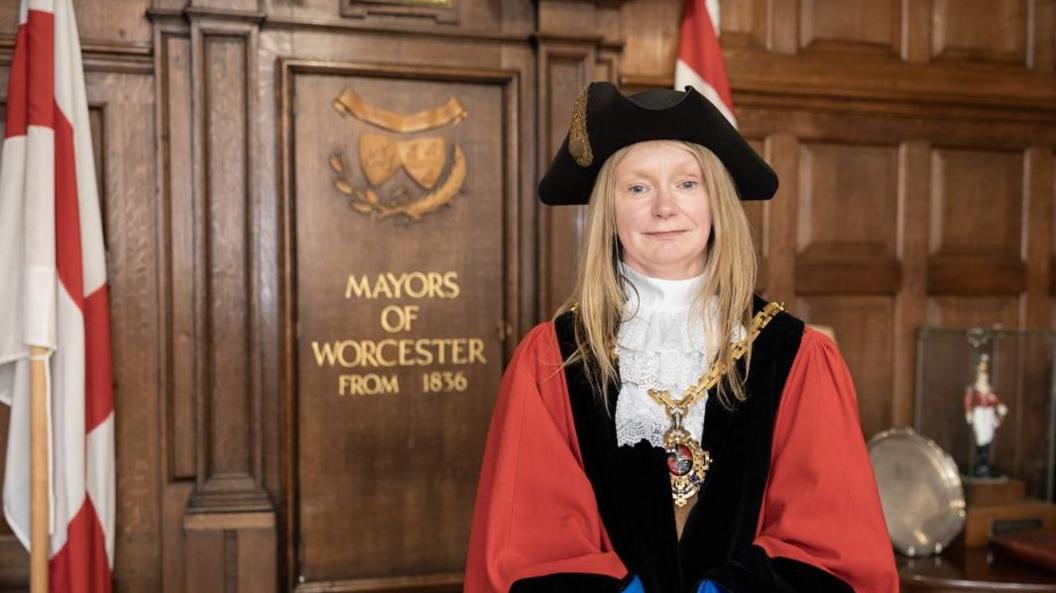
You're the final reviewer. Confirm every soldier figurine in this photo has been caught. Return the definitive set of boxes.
[964,354,1008,478]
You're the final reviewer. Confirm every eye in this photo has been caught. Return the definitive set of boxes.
[678,180,699,190]
[627,184,648,195]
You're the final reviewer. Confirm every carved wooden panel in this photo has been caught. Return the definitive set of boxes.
[284,0,517,32]
[1022,148,1053,328]
[892,140,931,428]
[184,513,277,593]
[721,0,766,47]
[797,142,899,256]
[760,134,799,306]
[157,29,197,482]
[204,33,253,478]
[795,141,900,294]
[280,61,520,592]
[1033,0,1056,72]
[94,74,164,592]
[736,99,1056,437]
[619,0,683,77]
[926,296,1022,328]
[928,148,1025,253]
[927,147,1025,295]
[151,16,200,593]
[901,0,932,63]
[799,0,901,55]
[197,0,259,12]
[931,0,1029,65]
[340,0,461,24]
[768,0,799,55]
[186,22,268,510]
[538,45,593,319]
[0,0,153,46]
[790,141,902,439]
[743,138,769,290]
[596,50,619,83]
[797,296,895,439]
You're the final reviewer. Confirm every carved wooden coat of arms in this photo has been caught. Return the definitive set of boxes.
[329,89,468,221]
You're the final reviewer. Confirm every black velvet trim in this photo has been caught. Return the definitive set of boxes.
[509,573,626,593]
[770,557,854,593]
[554,296,852,593]
[699,546,854,593]
[555,311,679,593]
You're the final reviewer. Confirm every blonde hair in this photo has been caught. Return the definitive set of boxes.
[554,141,758,410]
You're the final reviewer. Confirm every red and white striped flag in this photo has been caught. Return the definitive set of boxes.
[675,0,737,127]
[0,1,115,592]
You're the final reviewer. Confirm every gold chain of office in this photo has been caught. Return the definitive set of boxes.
[647,301,785,507]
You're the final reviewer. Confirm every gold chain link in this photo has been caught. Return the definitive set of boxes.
[648,301,784,413]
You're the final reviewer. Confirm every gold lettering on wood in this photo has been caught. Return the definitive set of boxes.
[344,271,461,300]
[311,270,491,397]
[339,373,401,396]
[311,338,488,369]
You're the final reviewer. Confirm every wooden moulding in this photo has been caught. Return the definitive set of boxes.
[963,500,1056,547]
[965,478,1027,507]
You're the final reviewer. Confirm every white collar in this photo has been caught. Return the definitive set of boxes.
[619,262,707,313]
[615,263,710,449]
[614,262,745,449]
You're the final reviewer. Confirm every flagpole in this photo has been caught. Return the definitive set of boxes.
[29,345,48,593]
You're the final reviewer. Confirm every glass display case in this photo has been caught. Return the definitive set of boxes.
[915,327,1056,501]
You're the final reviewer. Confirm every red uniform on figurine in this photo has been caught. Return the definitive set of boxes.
[964,354,1008,478]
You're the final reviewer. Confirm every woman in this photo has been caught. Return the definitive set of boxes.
[464,82,898,593]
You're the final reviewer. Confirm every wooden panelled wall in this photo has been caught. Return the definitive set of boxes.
[0,0,1052,591]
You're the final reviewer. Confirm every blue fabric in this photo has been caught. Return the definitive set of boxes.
[621,575,644,593]
[696,580,726,593]
[620,575,725,593]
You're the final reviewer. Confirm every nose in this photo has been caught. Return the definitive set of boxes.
[651,185,677,218]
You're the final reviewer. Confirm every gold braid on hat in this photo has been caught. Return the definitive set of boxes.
[567,84,593,168]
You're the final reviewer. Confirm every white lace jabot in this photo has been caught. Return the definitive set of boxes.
[614,263,745,448]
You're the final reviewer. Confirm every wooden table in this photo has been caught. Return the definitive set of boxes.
[900,546,1056,592]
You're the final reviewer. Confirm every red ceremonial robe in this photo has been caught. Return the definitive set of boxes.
[465,298,898,593]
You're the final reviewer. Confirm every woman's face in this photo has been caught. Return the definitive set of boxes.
[613,141,712,279]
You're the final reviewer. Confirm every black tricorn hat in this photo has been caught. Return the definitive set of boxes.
[538,82,778,205]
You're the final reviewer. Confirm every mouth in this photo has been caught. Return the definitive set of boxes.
[644,230,688,239]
